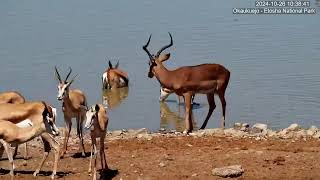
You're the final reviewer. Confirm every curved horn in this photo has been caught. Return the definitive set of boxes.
[64,67,72,82]
[54,66,62,83]
[156,32,173,57]
[142,34,153,61]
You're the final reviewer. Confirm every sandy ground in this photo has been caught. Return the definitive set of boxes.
[1,134,320,180]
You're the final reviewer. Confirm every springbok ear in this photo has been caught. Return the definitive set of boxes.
[115,61,119,69]
[158,53,170,62]
[95,104,100,112]
[108,61,113,69]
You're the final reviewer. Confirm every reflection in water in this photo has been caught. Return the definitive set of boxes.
[102,87,129,110]
[316,0,320,7]
[159,102,197,132]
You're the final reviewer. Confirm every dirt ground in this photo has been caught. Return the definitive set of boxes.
[1,135,320,180]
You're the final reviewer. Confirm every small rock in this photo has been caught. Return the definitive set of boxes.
[307,126,318,136]
[313,131,320,138]
[191,173,198,177]
[287,123,300,131]
[112,130,123,136]
[295,130,307,139]
[252,123,268,133]
[159,162,166,167]
[212,165,244,178]
[186,143,193,147]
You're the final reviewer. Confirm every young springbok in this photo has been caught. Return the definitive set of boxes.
[102,60,129,89]
[143,32,230,133]
[159,87,197,106]
[55,66,87,158]
[0,101,60,179]
[85,104,109,180]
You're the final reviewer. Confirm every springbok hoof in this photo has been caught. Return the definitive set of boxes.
[33,170,39,177]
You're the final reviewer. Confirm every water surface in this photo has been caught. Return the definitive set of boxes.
[0,1,319,131]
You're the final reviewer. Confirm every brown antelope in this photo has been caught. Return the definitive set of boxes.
[0,91,25,104]
[85,104,109,180]
[143,32,230,133]
[55,66,87,158]
[0,101,60,179]
[102,60,129,89]
[0,91,29,163]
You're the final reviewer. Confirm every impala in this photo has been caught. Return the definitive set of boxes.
[55,66,87,158]
[85,104,109,180]
[102,60,129,89]
[0,101,60,179]
[143,32,230,133]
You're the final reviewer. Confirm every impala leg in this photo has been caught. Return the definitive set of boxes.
[1,140,14,177]
[183,93,193,133]
[200,93,216,129]
[218,91,227,129]
[61,117,72,158]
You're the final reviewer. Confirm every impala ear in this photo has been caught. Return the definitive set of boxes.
[158,53,170,62]
[108,61,113,69]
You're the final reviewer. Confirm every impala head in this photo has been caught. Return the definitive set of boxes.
[55,66,77,101]
[143,32,173,78]
[42,102,60,136]
[85,104,100,129]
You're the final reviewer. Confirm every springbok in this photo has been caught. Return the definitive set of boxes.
[143,32,230,133]
[85,104,109,180]
[0,91,25,104]
[102,60,129,89]
[0,101,60,179]
[159,87,198,106]
[0,91,29,163]
[55,66,87,158]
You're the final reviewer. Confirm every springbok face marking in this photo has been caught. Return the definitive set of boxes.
[54,66,77,101]
[43,105,60,136]
[57,82,71,101]
[85,104,100,129]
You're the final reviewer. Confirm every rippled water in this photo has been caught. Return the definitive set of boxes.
[0,1,319,131]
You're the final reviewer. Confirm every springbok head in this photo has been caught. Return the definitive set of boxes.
[54,66,77,101]
[102,60,128,89]
[159,87,172,102]
[85,104,100,129]
[143,32,173,78]
[42,102,60,136]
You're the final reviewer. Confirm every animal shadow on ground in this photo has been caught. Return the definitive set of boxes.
[71,152,91,158]
[0,168,73,178]
[99,169,119,180]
